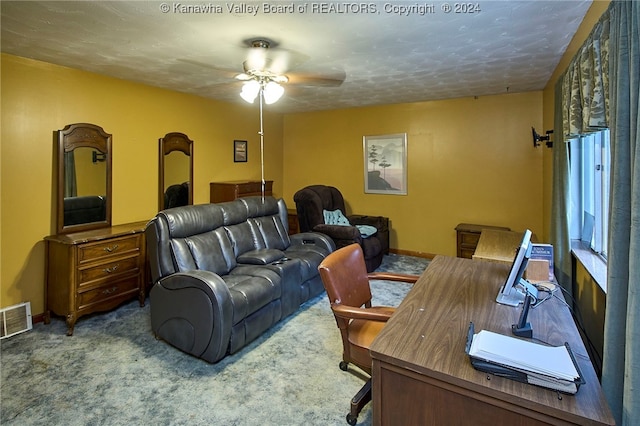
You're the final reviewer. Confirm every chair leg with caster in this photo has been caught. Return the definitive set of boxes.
[346,378,372,425]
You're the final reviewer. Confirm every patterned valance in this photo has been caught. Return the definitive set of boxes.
[562,11,611,138]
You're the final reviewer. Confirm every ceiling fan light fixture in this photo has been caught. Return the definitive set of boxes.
[263,81,284,104]
[240,80,261,103]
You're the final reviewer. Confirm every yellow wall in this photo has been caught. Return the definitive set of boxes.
[0,2,612,316]
[282,93,544,256]
[0,53,284,314]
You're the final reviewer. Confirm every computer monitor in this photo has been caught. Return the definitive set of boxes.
[495,229,538,306]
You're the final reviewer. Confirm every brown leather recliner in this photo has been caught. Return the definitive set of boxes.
[318,243,418,425]
[293,185,389,272]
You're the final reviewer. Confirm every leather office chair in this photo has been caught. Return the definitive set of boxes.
[318,243,418,425]
[294,185,389,272]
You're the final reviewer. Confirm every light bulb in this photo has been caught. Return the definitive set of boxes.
[240,80,260,103]
[263,81,284,104]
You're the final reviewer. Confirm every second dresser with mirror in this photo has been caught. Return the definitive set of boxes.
[44,123,147,335]
[158,132,193,210]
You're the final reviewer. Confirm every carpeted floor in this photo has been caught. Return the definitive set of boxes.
[0,254,429,426]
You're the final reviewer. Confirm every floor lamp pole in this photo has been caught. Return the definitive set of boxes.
[259,86,265,202]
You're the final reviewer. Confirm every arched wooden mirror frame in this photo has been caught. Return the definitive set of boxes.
[159,132,193,210]
[56,123,112,234]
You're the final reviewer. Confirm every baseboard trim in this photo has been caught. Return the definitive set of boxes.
[32,313,46,325]
[389,249,436,260]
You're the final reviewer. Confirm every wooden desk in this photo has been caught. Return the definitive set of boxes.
[370,256,614,425]
[455,223,511,259]
[473,228,527,264]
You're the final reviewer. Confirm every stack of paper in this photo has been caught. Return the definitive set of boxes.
[468,329,581,393]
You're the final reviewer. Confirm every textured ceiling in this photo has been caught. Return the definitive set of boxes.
[1,1,592,113]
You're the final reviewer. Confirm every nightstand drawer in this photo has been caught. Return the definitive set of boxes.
[460,232,481,247]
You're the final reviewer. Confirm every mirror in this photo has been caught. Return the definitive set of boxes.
[159,132,193,210]
[56,123,112,234]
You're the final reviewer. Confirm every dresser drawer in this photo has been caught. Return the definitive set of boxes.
[460,232,481,247]
[77,276,140,310]
[78,255,141,285]
[78,235,141,264]
[237,181,262,194]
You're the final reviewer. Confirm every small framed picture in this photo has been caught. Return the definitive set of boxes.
[363,133,407,195]
[234,140,247,162]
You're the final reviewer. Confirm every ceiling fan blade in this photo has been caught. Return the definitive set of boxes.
[178,58,240,77]
[242,38,309,75]
[286,71,345,87]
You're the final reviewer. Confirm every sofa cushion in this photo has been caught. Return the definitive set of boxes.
[162,203,225,238]
[225,221,261,256]
[219,200,249,225]
[250,216,290,250]
[284,246,330,281]
[223,273,279,324]
[171,228,236,275]
[240,195,280,218]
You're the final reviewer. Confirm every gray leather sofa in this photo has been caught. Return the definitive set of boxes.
[145,196,335,363]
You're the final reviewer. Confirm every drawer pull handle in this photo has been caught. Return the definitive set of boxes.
[103,245,119,253]
[103,264,119,274]
[102,287,118,295]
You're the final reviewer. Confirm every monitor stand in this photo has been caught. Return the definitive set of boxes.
[495,279,539,307]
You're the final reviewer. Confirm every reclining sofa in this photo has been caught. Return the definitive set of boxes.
[145,196,335,363]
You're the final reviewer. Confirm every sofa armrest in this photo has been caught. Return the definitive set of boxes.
[150,270,233,363]
[289,231,336,253]
[348,214,390,254]
[348,214,388,230]
[237,249,285,265]
[312,224,362,243]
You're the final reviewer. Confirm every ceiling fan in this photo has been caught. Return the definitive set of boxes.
[180,37,345,104]
[234,38,345,88]
[231,38,345,104]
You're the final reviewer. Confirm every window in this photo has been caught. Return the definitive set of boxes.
[569,129,611,259]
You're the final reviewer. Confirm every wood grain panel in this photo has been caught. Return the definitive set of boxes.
[371,255,614,425]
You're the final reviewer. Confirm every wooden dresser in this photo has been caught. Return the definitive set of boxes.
[44,221,147,335]
[210,180,273,203]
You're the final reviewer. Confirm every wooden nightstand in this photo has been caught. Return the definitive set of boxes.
[455,223,510,259]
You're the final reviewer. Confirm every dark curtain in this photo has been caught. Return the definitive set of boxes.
[601,2,640,424]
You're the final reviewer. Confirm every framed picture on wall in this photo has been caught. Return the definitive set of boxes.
[234,140,247,162]
[363,133,407,195]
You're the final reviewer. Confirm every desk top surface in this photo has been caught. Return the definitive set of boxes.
[370,255,614,425]
[472,229,525,263]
